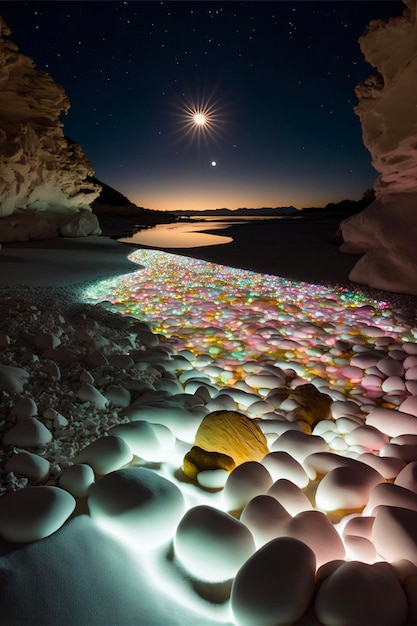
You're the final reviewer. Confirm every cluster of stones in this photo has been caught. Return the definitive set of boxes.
[3,286,417,624]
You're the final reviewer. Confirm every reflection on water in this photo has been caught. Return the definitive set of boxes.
[119,221,234,248]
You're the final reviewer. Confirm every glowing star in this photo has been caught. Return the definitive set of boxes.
[211,161,217,167]
[193,113,206,126]
[173,93,227,150]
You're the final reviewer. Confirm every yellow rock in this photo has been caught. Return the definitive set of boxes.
[287,383,332,428]
[183,410,269,480]
[183,446,236,481]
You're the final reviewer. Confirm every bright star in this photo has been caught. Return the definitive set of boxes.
[173,92,228,151]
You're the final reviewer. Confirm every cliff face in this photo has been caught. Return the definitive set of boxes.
[0,17,101,241]
[339,0,417,294]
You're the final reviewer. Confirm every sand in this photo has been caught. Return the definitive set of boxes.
[1,223,417,625]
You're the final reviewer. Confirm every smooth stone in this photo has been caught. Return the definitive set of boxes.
[303,451,358,478]
[381,443,417,462]
[2,417,53,448]
[350,353,381,369]
[108,421,173,462]
[125,405,202,443]
[382,376,406,392]
[108,354,135,369]
[0,486,75,542]
[8,397,37,420]
[330,400,362,419]
[59,463,95,498]
[240,495,291,548]
[104,384,131,407]
[315,463,383,512]
[267,478,314,516]
[357,453,405,480]
[343,535,378,563]
[231,537,316,626]
[174,505,255,582]
[344,425,388,450]
[363,482,417,516]
[223,462,273,512]
[342,515,375,540]
[286,510,345,568]
[372,505,417,566]
[334,416,362,434]
[4,451,50,483]
[196,469,229,489]
[84,350,109,367]
[282,383,332,427]
[403,576,417,624]
[270,429,328,464]
[78,383,109,410]
[394,460,417,493]
[0,364,29,393]
[261,451,309,488]
[340,365,363,381]
[377,357,404,377]
[74,435,133,475]
[89,467,184,549]
[315,561,408,626]
[366,407,417,437]
[399,395,417,417]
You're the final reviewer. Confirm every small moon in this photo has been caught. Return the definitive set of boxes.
[211,161,217,167]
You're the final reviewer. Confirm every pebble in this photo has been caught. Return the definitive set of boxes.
[268,478,314,516]
[364,482,417,516]
[231,537,316,626]
[315,463,383,512]
[261,451,309,488]
[0,486,75,542]
[4,451,50,483]
[2,417,53,448]
[74,435,133,475]
[108,421,171,462]
[270,429,328,464]
[8,397,37,420]
[366,407,417,437]
[372,505,417,566]
[223,461,273,512]
[0,364,29,393]
[175,504,255,582]
[59,463,95,498]
[240,494,291,548]
[89,467,184,549]
[287,510,345,568]
[78,383,109,410]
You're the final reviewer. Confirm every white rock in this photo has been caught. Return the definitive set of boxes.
[104,384,131,408]
[4,451,50,483]
[59,463,95,498]
[175,504,255,582]
[196,469,228,489]
[315,561,408,626]
[315,462,383,512]
[89,467,184,549]
[231,537,316,626]
[399,395,417,417]
[343,534,378,563]
[2,417,53,448]
[373,505,417,566]
[270,429,328,464]
[8,397,37,420]
[74,435,133,475]
[34,331,61,349]
[261,451,309,488]
[240,494,291,548]
[366,407,417,437]
[377,357,404,377]
[107,421,171,462]
[268,478,314,516]
[126,405,202,443]
[394,460,417,494]
[80,369,94,384]
[78,383,109,410]
[287,510,345,568]
[0,486,76,543]
[0,364,29,393]
[344,424,388,450]
[223,462,273,512]
[364,482,417,516]
[42,361,61,380]
[382,376,406,393]
[357,452,405,480]
[342,515,375,540]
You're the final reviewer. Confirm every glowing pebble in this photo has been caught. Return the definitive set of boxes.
[342,515,375,540]
[0,486,75,542]
[174,504,255,582]
[224,461,273,512]
[344,424,388,450]
[89,467,184,549]
[59,463,95,498]
[366,407,417,437]
[2,417,52,448]
[78,383,109,410]
[231,537,316,626]
[377,357,404,377]
[287,510,345,568]
[357,452,405,480]
[270,429,328,464]
[315,561,407,626]
[399,395,417,417]
[373,506,417,567]
[197,469,229,489]
[315,463,383,512]
[104,384,131,408]
[240,494,291,548]
[394,460,417,494]
[108,421,171,462]
[343,534,377,563]
[262,451,309,488]
[126,406,202,443]
[268,478,314,516]
[382,376,406,393]
[184,446,236,480]
[364,482,417,516]
[74,435,133,475]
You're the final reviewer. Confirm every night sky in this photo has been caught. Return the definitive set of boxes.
[1,1,404,212]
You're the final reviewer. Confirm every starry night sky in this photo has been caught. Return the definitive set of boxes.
[1,1,404,212]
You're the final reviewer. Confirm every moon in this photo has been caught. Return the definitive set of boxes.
[211,161,217,167]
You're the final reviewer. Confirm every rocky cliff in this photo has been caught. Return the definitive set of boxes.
[339,0,417,294]
[0,17,101,242]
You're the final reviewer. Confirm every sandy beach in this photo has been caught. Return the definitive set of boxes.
[1,227,417,625]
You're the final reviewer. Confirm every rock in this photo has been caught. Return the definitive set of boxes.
[196,469,229,489]
[366,407,417,437]
[364,482,417,516]
[315,561,408,626]
[8,397,37,420]
[283,383,332,428]
[343,534,378,563]
[372,505,417,565]
[183,446,236,481]
[344,424,388,450]
[183,410,269,479]
[74,435,133,475]
[268,478,314,516]
[287,510,345,568]
[394,460,417,493]
[399,394,417,417]
[59,463,95,498]
[34,331,61,349]
[223,462,273,512]
[261,451,309,488]
[0,364,29,393]
[4,451,50,483]
[126,405,201,443]
[108,421,174,462]
[174,505,255,582]
[315,462,383,512]
[0,19,100,241]
[78,383,109,410]
[231,537,316,626]
[2,417,53,448]
[339,1,417,294]
[88,467,184,549]
[0,486,76,542]
[270,429,328,464]
[240,495,291,548]
[104,384,131,407]
[357,452,405,480]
